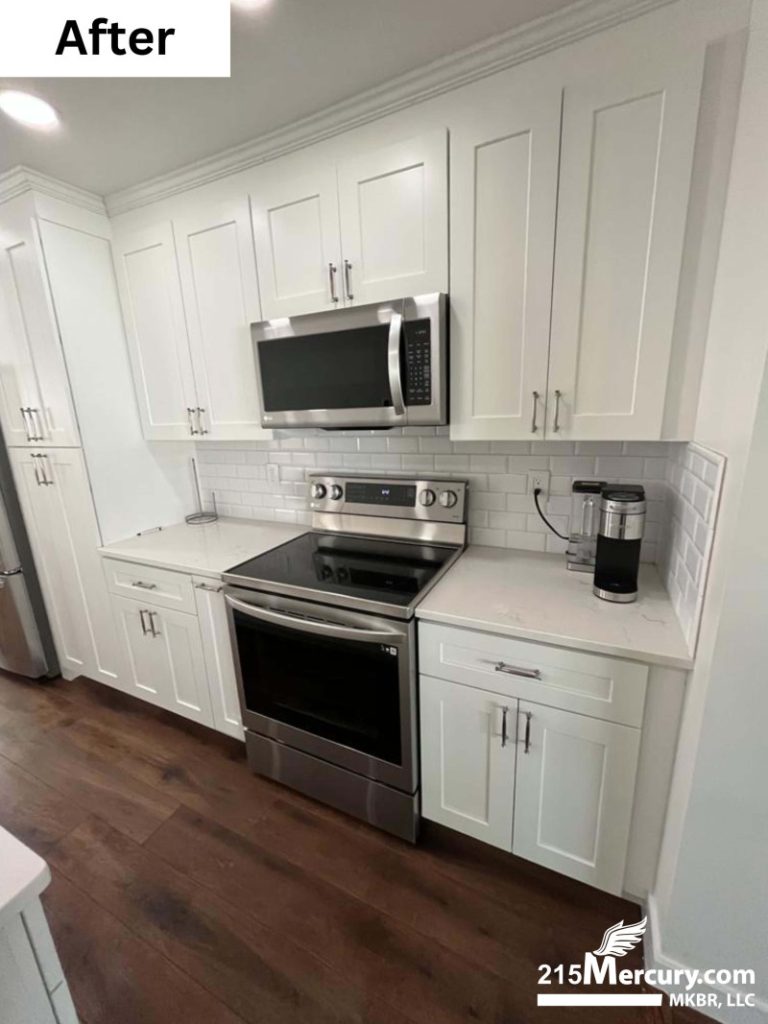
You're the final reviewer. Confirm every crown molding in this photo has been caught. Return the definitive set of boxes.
[0,166,106,214]
[106,0,675,216]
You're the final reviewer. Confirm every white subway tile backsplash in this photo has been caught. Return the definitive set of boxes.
[196,434,724,656]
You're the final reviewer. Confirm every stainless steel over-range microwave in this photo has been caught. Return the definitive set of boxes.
[252,294,447,430]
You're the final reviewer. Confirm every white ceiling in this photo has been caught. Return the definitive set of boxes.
[0,0,575,197]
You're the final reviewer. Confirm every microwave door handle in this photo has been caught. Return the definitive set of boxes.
[387,312,406,417]
[226,595,404,644]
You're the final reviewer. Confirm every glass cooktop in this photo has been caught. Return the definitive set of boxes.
[225,532,459,609]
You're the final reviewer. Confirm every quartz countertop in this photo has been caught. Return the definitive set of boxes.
[416,546,693,669]
[99,517,307,579]
[0,826,50,929]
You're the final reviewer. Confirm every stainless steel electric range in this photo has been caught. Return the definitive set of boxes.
[223,474,468,842]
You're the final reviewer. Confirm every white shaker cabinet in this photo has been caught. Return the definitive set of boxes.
[9,448,121,688]
[420,674,516,850]
[113,221,198,440]
[449,79,561,440]
[112,594,214,727]
[250,162,343,319]
[0,204,79,448]
[546,49,705,439]
[336,130,448,306]
[193,577,244,739]
[512,702,641,894]
[175,199,269,441]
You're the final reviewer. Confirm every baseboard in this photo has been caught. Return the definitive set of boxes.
[645,895,767,1023]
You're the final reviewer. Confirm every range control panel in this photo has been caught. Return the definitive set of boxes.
[309,475,468,524]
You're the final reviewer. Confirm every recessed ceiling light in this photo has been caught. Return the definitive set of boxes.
[0,91,59,130]
[231,0,273,10]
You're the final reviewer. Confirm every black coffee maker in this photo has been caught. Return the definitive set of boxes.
[593,485,646,603]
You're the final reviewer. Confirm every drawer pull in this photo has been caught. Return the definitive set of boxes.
[195,582,222,593]
[132,581,157,590]
[495,661,541,680]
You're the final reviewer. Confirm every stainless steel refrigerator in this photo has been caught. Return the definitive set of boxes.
[0,431,58,679]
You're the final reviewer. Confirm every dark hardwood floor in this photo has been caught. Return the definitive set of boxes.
[0,672,705,1024]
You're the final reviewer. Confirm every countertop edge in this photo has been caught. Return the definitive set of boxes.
[98,547,223,580]
[414,607,695,671]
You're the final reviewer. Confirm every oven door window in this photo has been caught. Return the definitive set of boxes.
[234,611,403,765]
[258,324,394,412]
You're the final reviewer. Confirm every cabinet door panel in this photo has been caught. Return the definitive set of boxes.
[337,130,448,305]
[113,595,213,726]
[10,449,120,686]
[194,579,243,740]
[0,237,44,446]
[176,200,271,440]
[420,674,515,850]
[548,51,704,438]
[250,164,342,318]
[513,701,640,894]
[450,86,561,439]
[113,222,197,440]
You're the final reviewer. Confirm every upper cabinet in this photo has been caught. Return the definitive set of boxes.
[114,205,271,441]
[546,50,705,439]
[250,129,448,320]
[450,44,705,441]
[0,201,80,448]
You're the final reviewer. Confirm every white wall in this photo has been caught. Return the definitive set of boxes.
[650,2,768,1017]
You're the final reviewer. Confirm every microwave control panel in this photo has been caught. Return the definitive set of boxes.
[403,320,432,406]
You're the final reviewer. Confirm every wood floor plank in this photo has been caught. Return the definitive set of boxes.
[42,872,247,1024]
[49,817,428,1024]
[0,754,90,855]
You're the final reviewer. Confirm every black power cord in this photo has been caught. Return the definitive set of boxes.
[533,487,568,540]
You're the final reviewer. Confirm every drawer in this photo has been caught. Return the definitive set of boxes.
[102,557,196,614]
[418,622,647,727]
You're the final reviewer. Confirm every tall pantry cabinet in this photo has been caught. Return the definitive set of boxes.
[0,179,190,687]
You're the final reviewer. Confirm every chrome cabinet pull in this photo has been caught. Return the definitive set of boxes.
[196,408,208,435]
[501,706,509,748]
[39,455,52,486]
[132,581,157,591]
[195,582,222,593]
[553,389,562,433]
[343,259,354,301]
[32,455,44,487]
[523,711,532,754]
[148,611,160,637]
[29,408,44,442]
[31,453,52,486]
[328,262,339,303]
[495,661,541,680]
[20,408,33,442]
[187,408,199,436]
[531,391,540,434]
[139,609,149,636]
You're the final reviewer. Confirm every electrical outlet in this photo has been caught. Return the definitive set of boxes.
[527,470,551,498]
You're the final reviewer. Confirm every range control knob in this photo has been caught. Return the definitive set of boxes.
[329,484,344,501]
[419,489,436,507]
[311,483,327,500]
[439,490,458,509]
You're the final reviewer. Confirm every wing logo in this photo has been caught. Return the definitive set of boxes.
[592,917,647,958]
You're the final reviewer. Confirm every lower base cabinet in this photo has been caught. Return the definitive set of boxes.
[421,674,641,894]
[112,595,214,726]
[193,577,244,740]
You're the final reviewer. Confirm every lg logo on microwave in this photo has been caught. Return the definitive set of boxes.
[1,0,230,77]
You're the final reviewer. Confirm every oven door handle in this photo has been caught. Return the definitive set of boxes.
[387,312,406,417]
[226,595,406,644]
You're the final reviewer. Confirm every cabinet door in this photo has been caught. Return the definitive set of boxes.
[175,199,271,440]
[420,675,515,850]
[193,579,243,740]
[10,449,121,687]
[449,84,561,440]
[250,162,342,318]
[547,50,704,439]
[513,701,640,894]
[0,212,79,447]
[337,130,448,306]
[113,595,213,727]
[113,222,198,440]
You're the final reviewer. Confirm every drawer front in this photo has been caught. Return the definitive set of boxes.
[418,623,647,727]
[102,557,196,614]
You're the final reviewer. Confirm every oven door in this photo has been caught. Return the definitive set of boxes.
[225,588,416,792]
